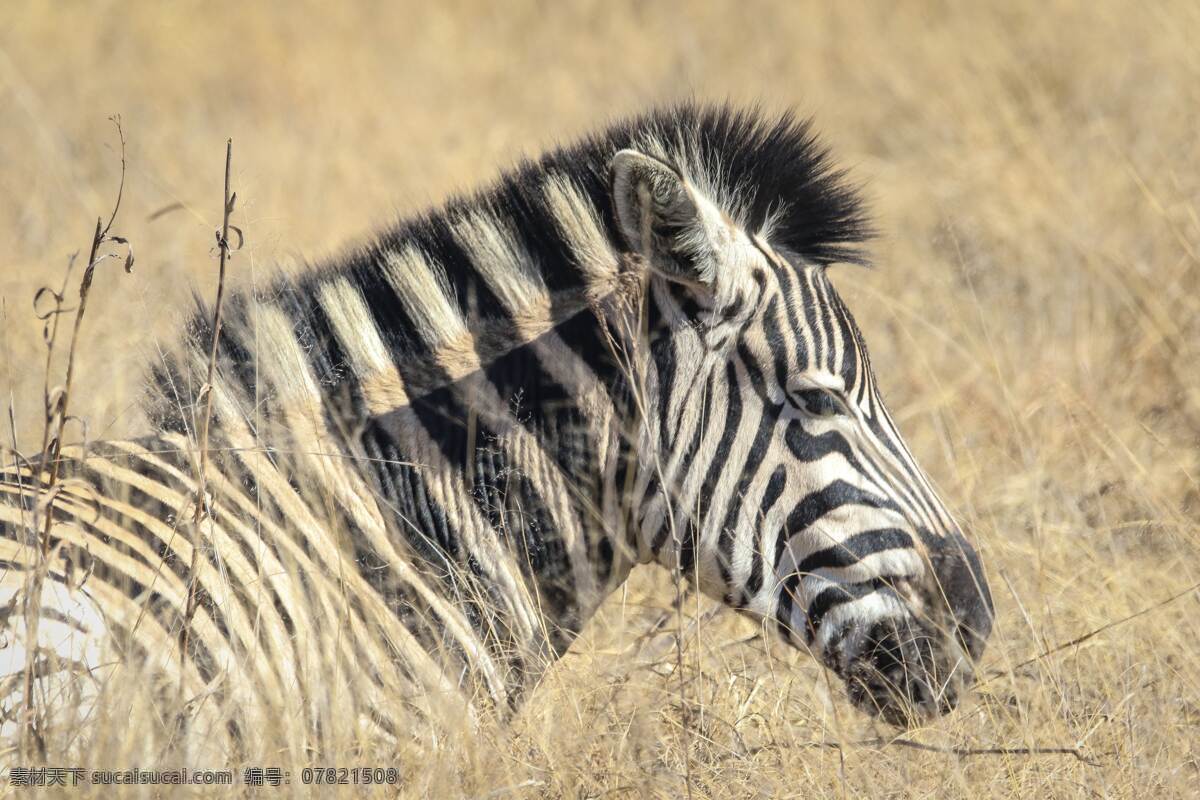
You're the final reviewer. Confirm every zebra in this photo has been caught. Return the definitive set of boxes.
[1,103,993,752]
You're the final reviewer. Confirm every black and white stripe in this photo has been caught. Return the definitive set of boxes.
[2,103,993,747]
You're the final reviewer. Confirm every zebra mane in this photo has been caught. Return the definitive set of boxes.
[146,102,871,434]
[583,102,873,267]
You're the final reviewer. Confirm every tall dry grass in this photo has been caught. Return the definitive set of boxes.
[1,1,1197,796]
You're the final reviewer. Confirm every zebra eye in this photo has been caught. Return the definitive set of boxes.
[789,387,843,418]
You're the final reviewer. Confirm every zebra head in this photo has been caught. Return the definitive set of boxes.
[610,143,993,726]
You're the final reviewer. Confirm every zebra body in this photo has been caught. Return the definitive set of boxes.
[1,104,992,751]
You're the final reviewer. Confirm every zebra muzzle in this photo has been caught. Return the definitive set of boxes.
[841,615,972,727]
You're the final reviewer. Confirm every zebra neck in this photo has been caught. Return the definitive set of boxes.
[324,288,644,701]
[146,241,650,706]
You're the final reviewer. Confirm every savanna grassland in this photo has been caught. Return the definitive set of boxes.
[1,1,1198,797]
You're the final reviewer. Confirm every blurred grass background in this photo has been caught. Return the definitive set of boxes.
[1,1,1198,796]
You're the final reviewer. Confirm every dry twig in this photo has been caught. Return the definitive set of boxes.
[980,580,1200,684]
[20,116,133,760]
[178,138,238,706]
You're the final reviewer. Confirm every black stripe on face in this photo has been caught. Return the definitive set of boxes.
[743,464,787,599]
[668,364,741,559]
[774,264,811,371]
[658,370,718,561]
[858,406,946,536]
[782,425,911,536]
[775,480,901,570]
[760,294,791,398]
[654,328,680,453]
[796,270,823,371]
[775,575,797,641]
[677,518,701,574]
[802,579,882,644]
[812,272,838,374]
[863,391,921,477]
[680,372,717,479]
[716,290,747,320]
[735,340,774,407]
[827,286,860,395]
[750,266,768,293]
[853,338,873,410]
[784,426,863,468]
[794,527,915,576]
[671,282,706,322]
[716,397,780,604]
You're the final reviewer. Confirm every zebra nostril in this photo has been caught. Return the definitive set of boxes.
[842,618,964,727]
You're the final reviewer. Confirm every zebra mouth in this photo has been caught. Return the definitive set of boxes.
[832,616,971,727]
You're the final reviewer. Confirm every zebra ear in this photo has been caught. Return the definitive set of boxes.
[610,149,723,290]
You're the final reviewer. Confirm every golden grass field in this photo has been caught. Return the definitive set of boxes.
[2,1,1199,796]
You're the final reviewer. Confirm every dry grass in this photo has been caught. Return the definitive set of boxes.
[2,1,1198,796]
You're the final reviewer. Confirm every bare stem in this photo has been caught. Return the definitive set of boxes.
[179,138,234,699]
[22,117,131,760]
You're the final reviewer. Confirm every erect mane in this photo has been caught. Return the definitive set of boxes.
[517,101,873,268]
[146,102,871,435]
